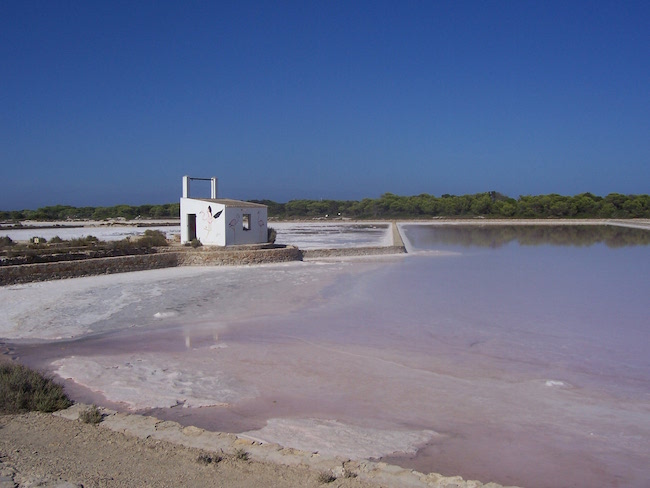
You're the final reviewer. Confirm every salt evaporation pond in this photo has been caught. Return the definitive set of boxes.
[1,223,649,488]
[272,221,392,249]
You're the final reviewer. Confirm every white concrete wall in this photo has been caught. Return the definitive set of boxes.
[180,198,227,246]
[223,206,268,246]
[181,198,267,246]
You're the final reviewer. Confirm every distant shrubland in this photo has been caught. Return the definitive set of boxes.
[254,192,650,219]
[0,230,169,266]
[1,192,649,221]
[0,203,180,222]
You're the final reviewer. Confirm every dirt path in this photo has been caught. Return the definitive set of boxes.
[0,413,379,488]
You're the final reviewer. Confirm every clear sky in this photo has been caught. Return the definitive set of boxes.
[1,1,648,210]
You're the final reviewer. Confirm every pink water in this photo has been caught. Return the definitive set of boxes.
[8,225,650,487]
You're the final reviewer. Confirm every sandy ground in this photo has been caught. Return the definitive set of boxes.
[0,412,379,488]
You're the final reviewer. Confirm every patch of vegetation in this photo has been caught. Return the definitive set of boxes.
[317,471,337,483]
[0,362,72,414]
[196,453,222,465]
[79,404,103,424]
[257,192,650,219]
[233,448,249,461]
[189,238,202,248]
[68,235,100,247]
[0,203,180,221]
[343,468,357,478]
[2,192,649,222]
[138,229,169,247]
[0,236,14,247]
[102,230,168,250]
[0,231,172,267]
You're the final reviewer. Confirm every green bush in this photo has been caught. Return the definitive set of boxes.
[0,362,72,414]
[190,238,202,248]
[49,236,63,244]
[109,238,134,250]
[138,229,168,247]
[68,235,99,247]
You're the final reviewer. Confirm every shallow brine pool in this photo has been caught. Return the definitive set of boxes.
[2,223,648,488]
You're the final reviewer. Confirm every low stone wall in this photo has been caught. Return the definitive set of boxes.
[0,246,304,286]
[0,240,405,286]
[55,404,516,488]
[176,246,303,266]
[0,247,156,266]
[391,221,405,247]
[302,245,406,259]
[301,221,407,258]
[0,253,179,286]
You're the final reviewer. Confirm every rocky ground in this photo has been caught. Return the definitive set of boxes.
[0,412,379,488]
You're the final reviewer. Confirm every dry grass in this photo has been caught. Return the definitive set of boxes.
[79,404,103,424]
[233,448,250,461]
[317,471,337,483]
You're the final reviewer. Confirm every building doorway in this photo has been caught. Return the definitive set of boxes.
[187,214,197,241]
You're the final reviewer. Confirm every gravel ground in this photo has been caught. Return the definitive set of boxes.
[0,412,380,488]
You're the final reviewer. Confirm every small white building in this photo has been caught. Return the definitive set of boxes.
[180,176,268,246]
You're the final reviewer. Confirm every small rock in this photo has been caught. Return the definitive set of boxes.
[181,425,203,436]
[0,474,16,488]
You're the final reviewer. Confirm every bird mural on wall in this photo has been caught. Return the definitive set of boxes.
[201,206,225,240]
[228,216,239,242]
[208,206,223,219]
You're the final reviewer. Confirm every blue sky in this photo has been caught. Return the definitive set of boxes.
[1,1,648,210]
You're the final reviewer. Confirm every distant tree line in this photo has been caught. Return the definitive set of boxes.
[1,192,649,221]
[0,203,180,222]
[253,192,650,219]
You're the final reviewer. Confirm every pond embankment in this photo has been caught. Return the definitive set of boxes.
[0,246,304,286]
[0,222,408,286]
[302,222,406,258]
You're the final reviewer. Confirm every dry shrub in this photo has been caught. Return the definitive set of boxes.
[0,362,72,414]
[79,404,103,424]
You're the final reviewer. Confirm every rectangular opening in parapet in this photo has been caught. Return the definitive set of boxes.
[242,214,251,231]
[191,179,212,198]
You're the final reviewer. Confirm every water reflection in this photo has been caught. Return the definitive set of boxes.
[404,224,650,249]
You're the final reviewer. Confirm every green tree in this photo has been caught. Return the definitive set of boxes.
[470,193,493,215]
